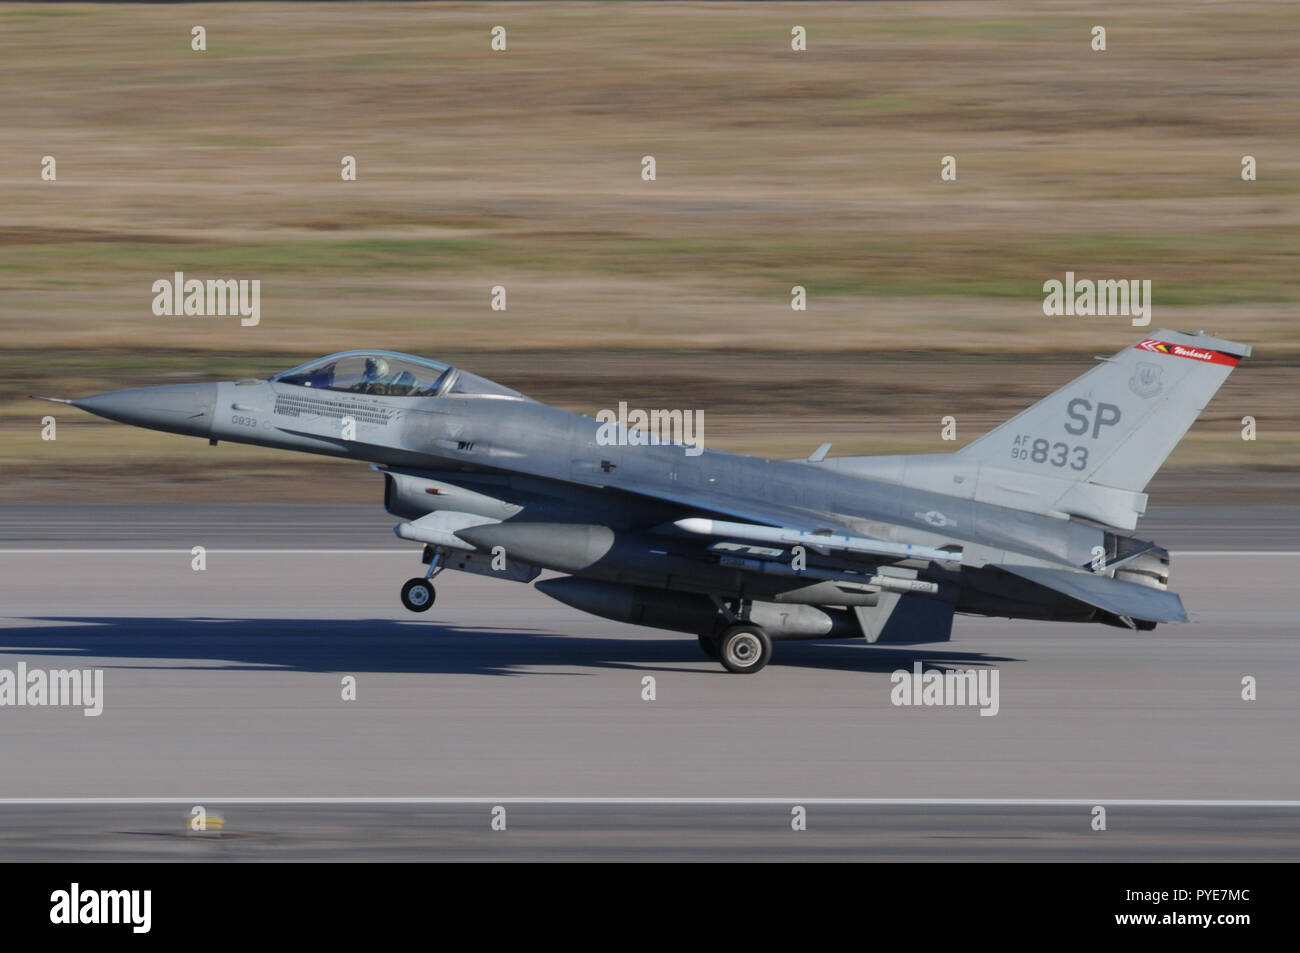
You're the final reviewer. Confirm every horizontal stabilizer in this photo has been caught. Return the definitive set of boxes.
[996,564,1187,623]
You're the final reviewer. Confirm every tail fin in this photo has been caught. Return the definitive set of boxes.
[956,329,1249,525]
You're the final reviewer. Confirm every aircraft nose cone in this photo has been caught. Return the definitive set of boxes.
[72,382,218,438]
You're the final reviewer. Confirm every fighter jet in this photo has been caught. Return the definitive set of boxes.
[38,329,1249,672]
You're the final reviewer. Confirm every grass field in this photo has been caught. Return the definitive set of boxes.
[1,2,1296,500]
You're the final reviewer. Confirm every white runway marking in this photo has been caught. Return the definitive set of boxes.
[1,797,1298,807]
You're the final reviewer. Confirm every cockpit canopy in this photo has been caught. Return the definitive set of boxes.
[270,350,527,400]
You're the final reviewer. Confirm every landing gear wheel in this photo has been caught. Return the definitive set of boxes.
[718,624,772,674]
[400,578,435,612]
[697,632,721,660]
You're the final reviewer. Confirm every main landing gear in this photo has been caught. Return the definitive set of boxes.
[716,624,772,674]
[400,546,443,613]
[700,598,774,673]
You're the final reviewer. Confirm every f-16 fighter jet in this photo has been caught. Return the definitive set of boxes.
[40,329,1249,672]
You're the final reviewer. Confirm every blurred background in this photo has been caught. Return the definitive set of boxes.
[1,1,1296,503]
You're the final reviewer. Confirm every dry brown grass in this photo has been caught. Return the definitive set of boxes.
[0,2,1295,498]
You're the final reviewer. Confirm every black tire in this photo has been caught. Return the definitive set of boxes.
[718,624,772,674]
[400,578,435,612]
[697,632,721,660]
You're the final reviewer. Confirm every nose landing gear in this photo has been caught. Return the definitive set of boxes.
[400,545,443,613]
[400,577,435,612]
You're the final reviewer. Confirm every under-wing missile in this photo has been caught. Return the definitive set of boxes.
[715,552,941,595]
[674,517,962,563]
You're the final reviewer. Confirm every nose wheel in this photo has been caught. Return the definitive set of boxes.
[400,578,435,612]
[400,545,444,613]
[717,624,772,674]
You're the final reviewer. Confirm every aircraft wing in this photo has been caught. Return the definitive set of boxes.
[995,564,1188,623]
[603,479,959,564]
[606,478,859,536]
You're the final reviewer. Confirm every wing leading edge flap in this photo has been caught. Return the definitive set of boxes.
[996,564,1188,623]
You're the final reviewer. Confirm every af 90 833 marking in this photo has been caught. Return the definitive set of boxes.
[1011,435,1088,470]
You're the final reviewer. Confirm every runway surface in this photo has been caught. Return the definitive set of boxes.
[0,505,1296,860]
[1,802,1295,862]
